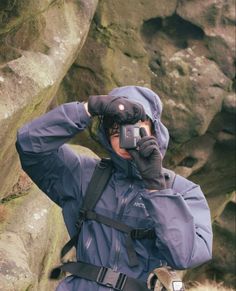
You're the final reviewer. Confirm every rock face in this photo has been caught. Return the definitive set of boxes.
[0,0,98,290]
[0,145,99,290]
[0,0,98,200]
[0,0,235,289]
[0,185,67,291]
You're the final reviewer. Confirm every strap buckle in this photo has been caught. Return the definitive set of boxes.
[131,228,155,240]
[96,267,127,291]
[99,158,112,169]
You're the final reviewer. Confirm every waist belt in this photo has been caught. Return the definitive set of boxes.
[50,260,150,291]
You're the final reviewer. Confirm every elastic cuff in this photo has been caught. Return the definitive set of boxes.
[144,179,166,190]
[76,102,91,127]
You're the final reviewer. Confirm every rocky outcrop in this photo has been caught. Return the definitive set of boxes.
[0,184,66,291]
[0,0,98,290]
[0,145,98,290]
[0,0,98,200]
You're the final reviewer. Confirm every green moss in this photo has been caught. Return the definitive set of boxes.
[0,82,59,199]
[0,193,27,232]
[24,284,33,291]
[205,4,219,26]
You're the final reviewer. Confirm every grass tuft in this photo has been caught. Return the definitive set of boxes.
[186,280,235,291]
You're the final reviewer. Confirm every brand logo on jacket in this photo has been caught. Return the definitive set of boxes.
[133,202,146,209]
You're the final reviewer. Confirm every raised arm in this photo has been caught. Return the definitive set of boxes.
[16,102,93,206]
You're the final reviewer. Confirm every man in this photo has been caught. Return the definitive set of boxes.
[16,85,212,290]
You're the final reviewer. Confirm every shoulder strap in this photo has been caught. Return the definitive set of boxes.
[60,158,113,260]
[82,158,113,211]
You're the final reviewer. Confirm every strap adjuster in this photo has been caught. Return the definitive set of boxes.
[75,209,87,229]
[96,267,127,291]
[130,228,155,240]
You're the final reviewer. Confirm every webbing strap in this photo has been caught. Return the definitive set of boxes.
[50,261,150,291]
[85,210,139,266]
[61,233,79,259]
[60,158,113,261]
[83,158,113,211]
[84,210,157,266]
[85,210,132,233]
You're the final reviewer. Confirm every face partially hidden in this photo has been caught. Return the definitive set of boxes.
[109,120,152,160]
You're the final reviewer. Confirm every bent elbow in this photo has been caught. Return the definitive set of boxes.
[171,243,212,270]
[184,247,212,269]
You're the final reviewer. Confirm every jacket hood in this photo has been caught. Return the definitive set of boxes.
[94,86,169,178]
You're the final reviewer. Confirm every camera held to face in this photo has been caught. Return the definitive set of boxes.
[119,123,141,149]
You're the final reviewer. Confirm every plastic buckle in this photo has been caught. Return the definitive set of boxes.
[131,228,153,240]
[99,158,111,169]
[130,229,141,239]
[96,267,127,291]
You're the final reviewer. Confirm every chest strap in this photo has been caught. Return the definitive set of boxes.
[50,260,150,291]
[59,164,176,268]
[52,160,176,282]
[80,209,156,266]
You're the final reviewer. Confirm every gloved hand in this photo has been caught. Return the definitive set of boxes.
[88,95,146,124]
[128,128,166,190]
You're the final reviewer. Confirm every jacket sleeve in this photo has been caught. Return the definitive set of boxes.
[142,174,213,270]
[16,102,92,207]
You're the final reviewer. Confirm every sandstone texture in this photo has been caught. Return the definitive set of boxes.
[0,0,98,290]
[0,0,98,200]
[0,186,66,291]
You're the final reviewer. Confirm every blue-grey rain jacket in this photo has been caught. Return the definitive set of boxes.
[16,86,212,291]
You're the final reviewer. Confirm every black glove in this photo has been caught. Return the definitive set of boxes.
[128,128,166,190]
[88,95,146,124]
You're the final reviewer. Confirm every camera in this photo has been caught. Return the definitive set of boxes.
[119,123,141,149]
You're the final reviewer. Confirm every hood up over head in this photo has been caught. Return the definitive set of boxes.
[92,86,169,179]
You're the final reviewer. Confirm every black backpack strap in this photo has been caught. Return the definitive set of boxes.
[82,158,113,210]
[60,158,113,260]
[79,210,156,267]
[50,261,150,291]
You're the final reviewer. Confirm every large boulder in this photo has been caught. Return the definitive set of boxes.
[0,184,66,291]
[0,145,99,290]
[0,0,98,200]
[177,0,236,79]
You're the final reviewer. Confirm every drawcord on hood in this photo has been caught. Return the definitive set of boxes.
[94,86,169,179]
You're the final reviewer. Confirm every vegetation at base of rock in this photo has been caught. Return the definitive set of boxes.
[186,280,236,291]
